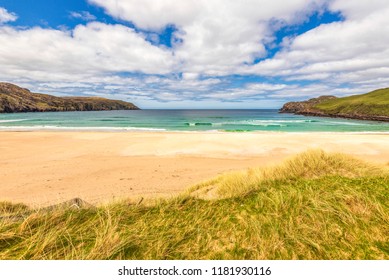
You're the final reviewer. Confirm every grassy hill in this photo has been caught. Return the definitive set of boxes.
[0,82,139,113]
[1,150,388,260]
[280,88,389,121]
[315,88,389,116]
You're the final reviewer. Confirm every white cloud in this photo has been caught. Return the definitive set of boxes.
[69,11,97,21]
[88,0,201,30]
[164,77,222,91]
[1,1,389,108]
[246,83,288,91]
[329,0,389,20]
[0,22,175,82]
[240,0,389,92]
[182,72,199,80]
[0,7,17,23]
[206,83,292,100]
[89,0,328,75]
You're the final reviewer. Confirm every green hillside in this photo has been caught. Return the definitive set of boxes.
[315,88,389,116]
[280,88,389,121]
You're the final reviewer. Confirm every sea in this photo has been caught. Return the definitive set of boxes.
[1,109,389,133]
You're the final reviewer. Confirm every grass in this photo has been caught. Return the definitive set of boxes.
[188,149,384,199]
[315,88,389,116]
[0,150,388,260]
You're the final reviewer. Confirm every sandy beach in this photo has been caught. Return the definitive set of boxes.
[1,131,389,207]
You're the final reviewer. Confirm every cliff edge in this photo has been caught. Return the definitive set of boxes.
[280,88,389,122]
[0,82,139,113]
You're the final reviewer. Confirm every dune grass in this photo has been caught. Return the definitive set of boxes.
[188,149,385,199]
[0,150,388,260]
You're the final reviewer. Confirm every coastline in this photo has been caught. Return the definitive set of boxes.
[2,125,389,134]
[280,111,389,123]
[1,130,389,207]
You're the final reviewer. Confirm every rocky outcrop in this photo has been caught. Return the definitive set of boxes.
[279,95,337,114]
[0,82,139,113]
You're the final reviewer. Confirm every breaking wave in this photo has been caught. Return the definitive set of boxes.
[0,126,167,132]
[0,119,28,123]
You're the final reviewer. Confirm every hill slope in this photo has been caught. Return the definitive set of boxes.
[0,83,139,113]
[280,88,389,122]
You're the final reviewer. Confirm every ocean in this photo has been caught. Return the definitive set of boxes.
[1,109,389,132]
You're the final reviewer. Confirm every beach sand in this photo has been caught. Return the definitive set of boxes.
[1,131,389,207]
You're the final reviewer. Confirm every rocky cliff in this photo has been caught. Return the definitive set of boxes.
[280,96,337,114]
[0,82,139,113]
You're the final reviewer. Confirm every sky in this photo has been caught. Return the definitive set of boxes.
[0,0,388,109]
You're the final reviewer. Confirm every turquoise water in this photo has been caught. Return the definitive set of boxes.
[1,110,389,132]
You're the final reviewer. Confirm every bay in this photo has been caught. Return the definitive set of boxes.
[1,109,389,132]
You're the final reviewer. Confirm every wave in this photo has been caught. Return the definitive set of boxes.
[213,120,287,127]
[97,119,118,122]
[0,119,28,123]
[233,120,317,123]
[0,125,167,132]
[184,119,318,127]
[185,122,213,126]
[276,120,319,123]
[324,121,367,126]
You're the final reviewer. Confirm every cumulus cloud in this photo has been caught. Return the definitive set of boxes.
[239,0,389,94]
[1,1,389,107]
[0,22,175,82]
[89,0,328,75]
[0,7,17,23]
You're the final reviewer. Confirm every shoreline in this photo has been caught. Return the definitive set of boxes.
[1,126,389,134]
[1,131,389,207]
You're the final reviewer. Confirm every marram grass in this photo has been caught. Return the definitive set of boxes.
[0,150,388,260]
[188,149,385,199]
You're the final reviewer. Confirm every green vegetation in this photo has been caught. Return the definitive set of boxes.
[315,88,389,116]
[1,150,388,260]
[280,88,389,121]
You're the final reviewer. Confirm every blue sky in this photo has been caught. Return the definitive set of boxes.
[0,0,388,109]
